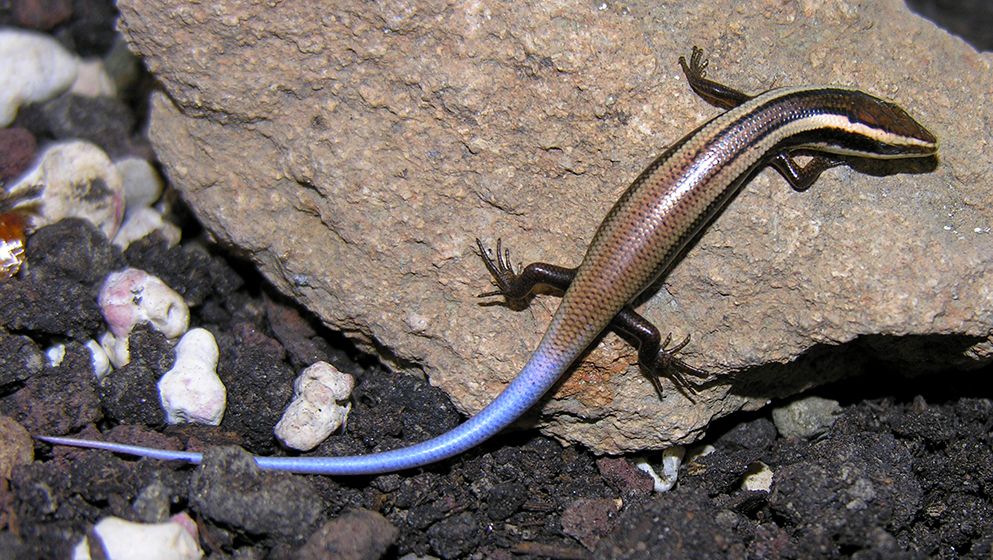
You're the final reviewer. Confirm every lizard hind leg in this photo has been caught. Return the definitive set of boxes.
[609,309,709,400]
[475,238,709,399]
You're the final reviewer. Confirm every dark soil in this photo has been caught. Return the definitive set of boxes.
[2,3,993,559]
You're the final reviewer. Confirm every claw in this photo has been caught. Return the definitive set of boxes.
[690,46,707,76]
[644,332,709,401]
[495,238,515,276]
[680,46,709,81]
[665,333,693,355]
[476,237,523,300]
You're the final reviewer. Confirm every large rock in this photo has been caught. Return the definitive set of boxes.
[117,0,992,453]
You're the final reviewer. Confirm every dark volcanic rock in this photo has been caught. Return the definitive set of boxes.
[97,328,173,425]
[0,219,122,339]
[189,446,326,539]
[0,342,100,434]
[16,94,137,158]
[0,330,44,387]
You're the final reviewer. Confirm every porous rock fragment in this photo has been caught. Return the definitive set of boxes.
[274,361,354,451]
[99,268,189,340]
[158,328,226,426]
[6,140,124,238]
[71,513,203,560]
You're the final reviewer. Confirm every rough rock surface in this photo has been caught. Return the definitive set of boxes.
[116,0,992,453]
[189,447,326,539]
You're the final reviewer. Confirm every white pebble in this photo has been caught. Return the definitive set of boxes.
[86,339,112,379]
[635,446,685,493]
[72,513,202,560]
[99,268,189,340]
[113,207,182,250]
[741,461,774,493]
[70,58,117,97]
[158,328,226,426]
[45,343,66,367]
[99,330,130,369]
[115,157,164,212]
[274,361,355,451]
[0,29,78,126]
[6,141,124,239]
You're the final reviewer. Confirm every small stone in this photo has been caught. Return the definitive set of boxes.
[0,416,34,480]
[85,339,111,379]
[0,28,78,126]
[189,446,325,539]
[426,511,482,559]
[158,328,226,426]
[123,240,242,308]
[99,268,189,340]
[263,298,331,368]
[0,221,115,339]
[0,127,37,185]
[772,396,843,439]
[485,482,528,521]
[296,510,399,560]
[103,36,142,94]
[113,207,181,250]
[11,0,74,31]
[44,342,65,367]
[25,218,124,284]
[214,338,295,453]
[274,361,354,451]
[60,0,117,56]
[16,94,137,158]
[69,58,117,97]
[72,513,203,560]
[741,461,774,492]
[6,140,124,239]
[98,328,172,425]
[116,157,164,212]
[0,330,44,387]
[560,497,621,550]
[635,446,685,493]
[133,481,173,524]
[99,330,130,369]
[0,341,101,434]
[595,457,655,495]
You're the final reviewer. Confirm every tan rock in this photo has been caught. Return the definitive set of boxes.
[0,416,33,479]
[117,0,992,453]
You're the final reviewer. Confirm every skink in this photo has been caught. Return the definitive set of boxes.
[40,47,937,475]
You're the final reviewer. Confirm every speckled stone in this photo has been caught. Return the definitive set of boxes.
[0,416,33,479]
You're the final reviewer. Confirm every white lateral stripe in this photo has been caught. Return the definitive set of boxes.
[807,114,936,148]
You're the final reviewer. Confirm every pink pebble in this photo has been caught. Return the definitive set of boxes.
[99,268,189,339]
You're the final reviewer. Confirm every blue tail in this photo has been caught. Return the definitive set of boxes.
[39,342,577,475]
